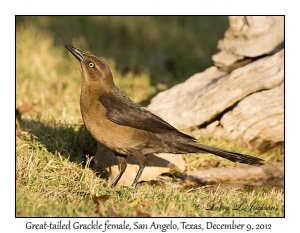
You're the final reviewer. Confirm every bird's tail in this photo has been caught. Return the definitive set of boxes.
[175,139,264,166]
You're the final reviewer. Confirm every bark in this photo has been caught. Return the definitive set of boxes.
[212,16,284,71]
[148,16,284,152]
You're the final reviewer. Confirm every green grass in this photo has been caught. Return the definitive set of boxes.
[16,120,283,217]
[16,16,283,217]
[17,184,283,217]
[16,132,283,217]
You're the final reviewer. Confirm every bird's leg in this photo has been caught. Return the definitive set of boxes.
[132,152,147,187]
[111,154,127,187]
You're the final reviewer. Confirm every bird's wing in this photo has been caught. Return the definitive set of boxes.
[99,88,196,141]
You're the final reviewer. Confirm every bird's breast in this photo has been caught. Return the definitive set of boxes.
[80,94,149,155]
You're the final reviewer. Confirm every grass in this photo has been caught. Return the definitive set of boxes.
[17,183,284,217]
[16,16,284,217]
[16,129,284,217]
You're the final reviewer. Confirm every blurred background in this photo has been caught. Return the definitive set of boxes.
[16,16,228,114]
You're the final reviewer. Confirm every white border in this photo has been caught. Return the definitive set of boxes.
[2,0,298,232]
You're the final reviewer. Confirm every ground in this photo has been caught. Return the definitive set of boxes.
[16,16,284,217]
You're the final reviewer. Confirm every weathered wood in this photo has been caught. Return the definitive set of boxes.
[202,83,284,152]
[213,16,284,71]
[188,162,283,183]
[148,50,284,130]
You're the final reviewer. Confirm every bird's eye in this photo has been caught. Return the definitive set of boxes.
[88,62,94,68]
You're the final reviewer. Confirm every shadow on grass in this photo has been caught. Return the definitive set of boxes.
[20,119,96,163]
[19,119,173,171]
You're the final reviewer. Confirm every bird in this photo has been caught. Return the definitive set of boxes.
[65,45,265,187]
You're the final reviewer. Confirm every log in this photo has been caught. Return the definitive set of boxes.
[202,83,284,152]
[148,50,284,131]
[188,162,284,184]
[212,16,284,71]
[148,16,284,152]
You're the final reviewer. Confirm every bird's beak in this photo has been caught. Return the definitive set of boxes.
[65,45,84,62]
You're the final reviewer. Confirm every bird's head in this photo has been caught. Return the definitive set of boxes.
[65,45,115,91]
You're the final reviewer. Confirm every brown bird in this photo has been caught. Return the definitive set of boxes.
[65,45,264,187]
